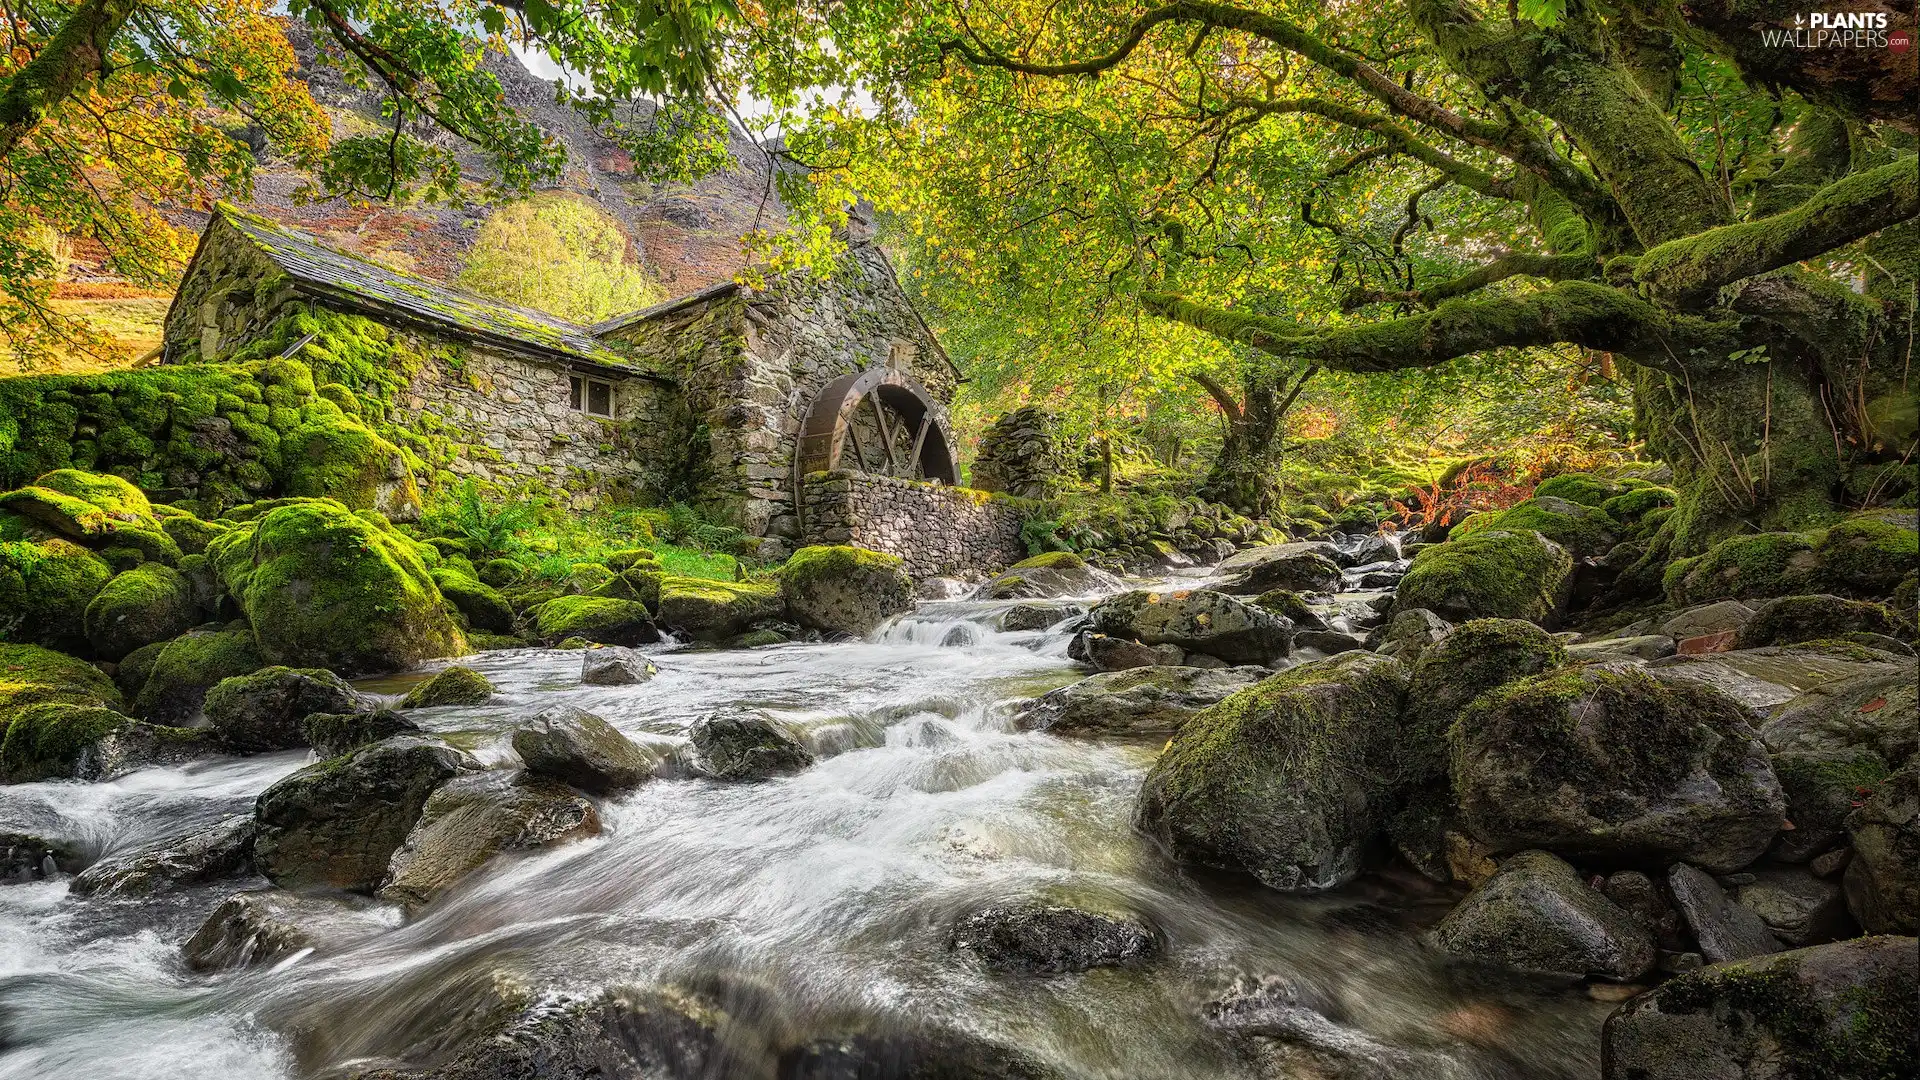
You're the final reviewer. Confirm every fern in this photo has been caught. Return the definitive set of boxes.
[423,479,538,559]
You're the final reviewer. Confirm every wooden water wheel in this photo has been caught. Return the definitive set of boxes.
[794,368,960,485]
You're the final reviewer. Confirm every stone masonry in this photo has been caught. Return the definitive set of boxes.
[803,470,1027,579]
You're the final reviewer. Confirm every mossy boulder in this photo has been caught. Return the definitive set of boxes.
[775,545,915,637]
[688,707,815,781]
[252,736,475,892]
[1401,619,1566,786]
[203,666,369,753]
[1600,936,1916,1080]
[1431,849,1655,979]
[1767,749,1890,864]
[1086,589,1293,666]
[1134,651,1410,892]
[1599,485,1676,523]
[1532,472,1625,507]
[1844,761,1918,934]
[431,569,516,634]
[155,508,228,556]
[279,415,423,522]
[0,702,211,783]
[1812,513,1917,598]
[1735,594,1915,649]
[655,577,783,642]
[1017,666,1265,739]
[1665,531,1820,605]
[587,567,664,611]
[1392,529,1573,625]
[1452,665,1785,872]
[603,548,658,571]
[210,500,465,674]
[0,643,121,730]
[399,665,493,709]
[532,596,656,646]
[0,469,160,540]
[303,709,421,759]
[1458,496,1619,558]
[1216,542,1344,595]
[977,551,1123,601]
[512,704,658,794]
[0,538,114,652]
[132,627,264,724]
[378,770,599,912]
[478,558,525,588]
[83,563,199,661]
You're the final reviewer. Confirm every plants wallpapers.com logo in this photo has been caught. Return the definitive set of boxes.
[1758,10,1910,48]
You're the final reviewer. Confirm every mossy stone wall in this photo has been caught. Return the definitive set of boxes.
[802,470,1025,578]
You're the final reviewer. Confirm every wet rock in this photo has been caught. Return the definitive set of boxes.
[1390,529,1573,625]
[1205,975,1472,1080]
[1016,666,1262,738]
[1366,607,1452,664]
[655,577,783,642]
[1452,664,1785,872]
[1087,589,1292,666]
[253,736,475,892]
[0,701,213,783]
[1600,936,1917,1080]
[1732,868,1852,946]
[998,602,1082,632]
[202,666,370,753]
[398,665,493,709]
[1658,600,1754,640]
[1431,850,1655,979]
[1067,631,1184,671]
[1646,641,1908,718]
[780,1028,1063,1080]
[1844,760,1919,934]
[690,707,814,781]
[1401,619,1565,786]
[1761,669,1916,768]
[1385,788,1453,882]
[1,832,83,881]
[183,887,396,972]
[131,626,264,724]
[776,545,916,636]
[1217,543,1343,595]
[580,645,658,686]
[304,710,422,760]
[511,705,656,795]
[1330,533,1400,568]
[1735,594,1914,650]
[949,902,1158,975]
[1250,590,1327,631]
[1136,652,1409,891]
[1292,630,1364,654]
[1667,862,1781,962]
[1603,870,1683,948]
[379,771,599,910]
[977,551,1123,601]
[533,595,659,646]
[69,815,254,898]
[1768,748,1886,863]
[1566,635,1676,663]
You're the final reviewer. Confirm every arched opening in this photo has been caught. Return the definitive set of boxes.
[795,368,960,485]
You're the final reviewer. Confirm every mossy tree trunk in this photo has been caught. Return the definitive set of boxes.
[1194,365,1316,517]
[947,0,1917,555]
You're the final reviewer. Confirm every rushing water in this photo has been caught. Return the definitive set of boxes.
[0,583,1613,1079]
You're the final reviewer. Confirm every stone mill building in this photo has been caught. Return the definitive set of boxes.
[159,206,1025,575]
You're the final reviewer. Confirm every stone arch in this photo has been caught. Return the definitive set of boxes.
[795,368,960,485]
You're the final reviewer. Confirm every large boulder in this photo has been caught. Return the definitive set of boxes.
[82,563,199,661]
[1216,543,1343,595]
[398,665,493,709]
[0,642,121,723]
[1668,862,1782,963]
[579,645,657,686]
[1457,496,1619,558]
[130,627,264,724]
[0,538,113,653]
[1811,512,1917,597]
[1016,666,1264,738]
[776,545,915,636]
[949,902,1159,975]
[0,702,211,783]
[1647,641,1910,717]
[511,705,658,795]
[1600,936,1916,1080]
[1767,748,1889,864]
[378,770,599,911]
[69,815,254,898]
[977,551,1122,600]
[202,666,369,753]
[431,569,516,634]
[654,577,783,642]
[1732,868,1852,947]
[1087,589,1292,666]
[1390,529,1572,624]
[1430,849,1655,979]
[1134,651,1409,891]
[305,709,422,759]
[1845,761,1919,934]
[1400,619,1565,786]
[183,888,395,972]
[1735,594,1915,650]
[688,707,814,781]
[1761,669,1916,767]
[1452,665,1785,872]
[252,736,474,891]
[531,596,656,646]
[0,469,159,536]
[207,500,465,675]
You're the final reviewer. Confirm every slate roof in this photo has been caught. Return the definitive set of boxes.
[212,205,669,380]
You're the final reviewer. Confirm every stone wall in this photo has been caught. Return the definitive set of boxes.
[802,471,1027,579]
[970,406,1068,498]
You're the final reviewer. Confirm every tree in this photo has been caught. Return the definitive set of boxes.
[758,0,1917,554]
[1194,361,1316,515]
[457,195,660,322]
[0,0,736,363]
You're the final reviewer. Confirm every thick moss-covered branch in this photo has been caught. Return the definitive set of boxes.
[0,0,138,157]
[1140,280,1739,373]
[1629,157,1919,307]
[1344,252,1598,311]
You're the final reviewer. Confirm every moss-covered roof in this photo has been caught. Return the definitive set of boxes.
[212,205,667,380]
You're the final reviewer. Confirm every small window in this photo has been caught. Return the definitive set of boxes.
[570,375,615,417]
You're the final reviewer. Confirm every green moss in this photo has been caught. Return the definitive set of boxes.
[1252,589,1317,625]
[479,558,524,588]
[398,665,493,709]
[1532,473,1623,507]
[1404,619,1566,785]
[532,595,654,644]
[1,538,114,653]
[132,628,264,723]
[655,577,782,642]
[1476,497,1619,556]
[0,643,123,739]
[777,545,906,590]
[1009,551,1087,571]
[83,563,198,661]
[0,703,131,783]
[1667,530,1822,604]
[431,568,516,634]
[1600,485,1677,520]
[603,548,657,571]
[1813,515,1917,598]
[157,510,228,555]
[1737,595,1915,649]
[1393,529,1573,623]
[1649,950,1916,1076]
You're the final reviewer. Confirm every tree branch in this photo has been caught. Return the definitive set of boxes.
[1231,97,1511,199]
[1140,280,1740,374]
[0,0,136,158]
[1344,251,1597,311]
[1191,370,1243,422]
[1627,157,1919,308]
